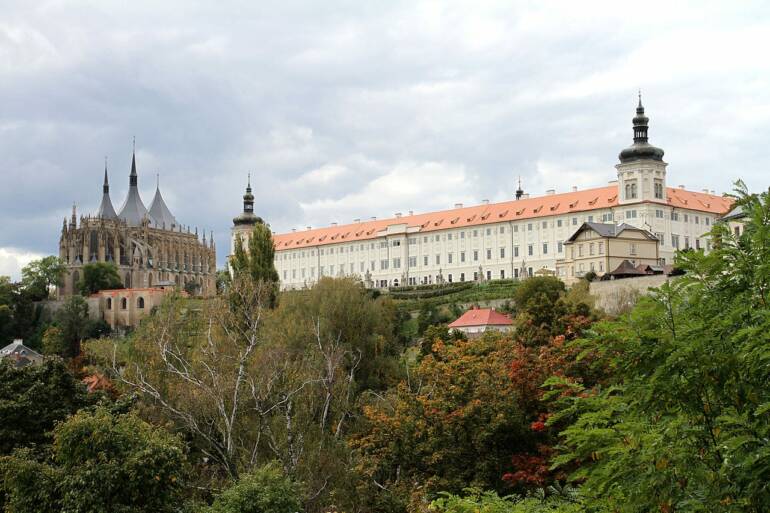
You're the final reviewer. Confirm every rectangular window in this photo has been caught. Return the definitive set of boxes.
[392,258,400,269]
[379,241,387,248]
[423,236,428,243]
[578,244,583,257]
[435,235,441,241]
[473,250,479,261]
[514,225,519,233]
[360,262,365,272]
[435,254,440,265]
[587,216,593,223]
[598,242,604,254]
[311,266,316,277]
[602,213,614,222]
[499,226,505,234]
[528,244,533,256]
[656,209,664,218]
[283,270,287,279]
[557,219,563,228]
[558,241,563,253]
[460,272,465,282]
[684,214,689,223]
[408,256,417,268]
[448,274,453,283]
[500,247,505,258]
[684,236,690,249]
[473,230,478,237]
[330,264,335,274]
[370,260,375,270]
[486,228,492,236]
[486,270,492,281]
[514,246,519,257]
[447,233,453,240]
[695,216,699,225]
[486,249,492,260]
[500,270,505,279]
[514,268,519,278]
[528,223,533,231]
[380,260,388,270]
[461,231,465,239]
[319,266,324,276]
[589,243,595,256]
[671,212,679,221]
[705,217,710,226]
[542,221,547,229]
[448,253,453,264]
[672,234,680,249]
[572,217,578,226]
[423,256,428,266]
[460,251,466,262]
[543,243,548,254]
[391,240,401,247]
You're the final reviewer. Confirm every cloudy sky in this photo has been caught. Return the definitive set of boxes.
[2,1,769,279]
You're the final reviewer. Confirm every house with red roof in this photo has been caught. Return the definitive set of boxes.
[448,307,514,337]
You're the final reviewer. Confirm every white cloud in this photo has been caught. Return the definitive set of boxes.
[0,247,43,281]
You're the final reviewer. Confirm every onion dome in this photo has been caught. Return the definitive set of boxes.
[233,174,263,226]
[117,145,151,226]
[96,160,117,219]
[148,175,178,229]
[618,93,665,163]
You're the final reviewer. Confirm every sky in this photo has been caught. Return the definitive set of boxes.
[2,1,769,280]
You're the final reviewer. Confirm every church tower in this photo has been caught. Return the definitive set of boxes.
[230,174,262,257]
[616,93,667,205]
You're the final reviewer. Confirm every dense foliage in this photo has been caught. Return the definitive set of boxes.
[78,261,124,295]
[553,183,770,512]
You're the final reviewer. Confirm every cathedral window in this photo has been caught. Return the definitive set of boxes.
[137,297,145,309]
[121,298,127,309]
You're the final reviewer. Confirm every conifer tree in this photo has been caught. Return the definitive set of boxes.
[230,222,279,307]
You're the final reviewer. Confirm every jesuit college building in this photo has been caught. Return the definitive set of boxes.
[231,98,732,290]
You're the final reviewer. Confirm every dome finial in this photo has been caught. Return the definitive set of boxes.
[638,89,642,109]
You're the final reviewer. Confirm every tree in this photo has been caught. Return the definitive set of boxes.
[208,462,302,513]
[54,295,90,357]
[0,408,187,513]
[78,261,124,295]
[230,224,279,306]
[0,358,90,455]
[552,182,770,512]
[352,333,532,512]
[0,276,44,347]
[21,256,65,300]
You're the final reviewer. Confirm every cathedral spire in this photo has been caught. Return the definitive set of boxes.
[97,158,118,219]
[129,139,138,187]
[118,141,150,226]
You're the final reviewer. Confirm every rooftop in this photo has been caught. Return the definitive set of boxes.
[273,185,732,250]
[448,307,513,328]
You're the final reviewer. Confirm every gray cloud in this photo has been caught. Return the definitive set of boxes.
[2,1,769,279]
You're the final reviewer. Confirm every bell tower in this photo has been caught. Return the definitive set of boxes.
[616,93,667,205]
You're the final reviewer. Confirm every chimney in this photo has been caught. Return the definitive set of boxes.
[408,210,414,216]
[331,222,337,227]
[572,186,578,192]
[710,190,715,195]
[546,189,555,195]
[291,228,297,232]
[395,212,402,218]
[522,193,530,199]
[371,216,377,221]
[482,199,489,204]
[306,226,312,230]
[702,188,709,194]
[679,185,685,189]
[608,179,618,184]
[455,203,463,208]
[353,218,360,223]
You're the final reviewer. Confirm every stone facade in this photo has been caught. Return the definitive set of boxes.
[93,287,179,329]
[59,150,216,298]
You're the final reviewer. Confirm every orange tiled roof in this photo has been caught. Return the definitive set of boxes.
[273,185,733,250]
[448,307,513,328]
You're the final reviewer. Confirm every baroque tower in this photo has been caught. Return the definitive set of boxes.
[616,93,668,205]
[230,174,262,257]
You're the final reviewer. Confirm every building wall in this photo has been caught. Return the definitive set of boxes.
[95,287,175,329]
[589,274,673,316]
[272,200,718,290]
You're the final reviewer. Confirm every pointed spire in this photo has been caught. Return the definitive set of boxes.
[103,157,110,193]
[515,176,524,200]
[118,143,150,226]
[632,91,649,144]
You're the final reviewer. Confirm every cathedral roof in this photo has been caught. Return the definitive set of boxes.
[148,177,178,229]
[117,151,151,227]
[272,186,733,251]
[96,166,117,219]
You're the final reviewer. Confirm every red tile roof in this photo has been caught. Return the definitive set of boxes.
[448,307,513,328]
[273,185,733,250]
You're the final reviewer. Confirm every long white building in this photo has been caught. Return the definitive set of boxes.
[232,98,732,290]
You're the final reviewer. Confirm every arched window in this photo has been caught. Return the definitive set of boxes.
[124,273,132,289]
[625,183,631,199]
[631,183,637,198]
[137,297,145,309]
[106,298,112,310]
[121,297,127,310]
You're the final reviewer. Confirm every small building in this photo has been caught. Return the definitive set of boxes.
[720,204,746,238]
[448,307,514,337]
[92,287,182,329]
[557,222,661,284]
[0,340,44,368]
